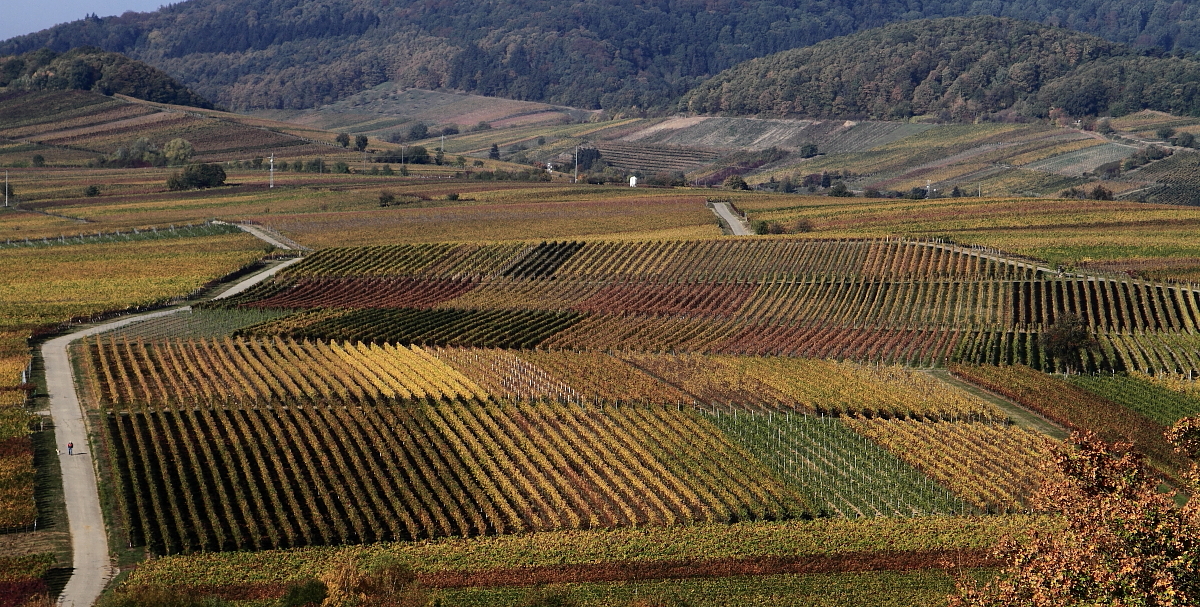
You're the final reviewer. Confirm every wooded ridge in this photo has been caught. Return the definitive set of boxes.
[0,47,214,108]
[683,17,1200,121]
[6,0,1200,112]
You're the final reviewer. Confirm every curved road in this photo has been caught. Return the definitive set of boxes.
[45,257,302,607]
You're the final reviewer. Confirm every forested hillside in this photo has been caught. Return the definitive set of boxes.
[6,0,1200,112]
[0,47,213,108]
[683,17,1200,121]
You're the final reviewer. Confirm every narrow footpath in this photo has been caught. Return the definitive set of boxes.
[45,255,302,607]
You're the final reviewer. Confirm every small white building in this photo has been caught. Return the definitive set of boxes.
[629,176,637,187]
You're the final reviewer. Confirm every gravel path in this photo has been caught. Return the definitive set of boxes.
[43,308,183,607]
[711,202,753,235]
[212,257,304,300]
[43,257,302,607]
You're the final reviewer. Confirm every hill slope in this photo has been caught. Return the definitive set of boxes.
[6,0,1200,112]
[0,47,213,108]
[682,17,1200,122]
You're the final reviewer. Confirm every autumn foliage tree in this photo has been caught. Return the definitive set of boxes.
[951,418,1200,606]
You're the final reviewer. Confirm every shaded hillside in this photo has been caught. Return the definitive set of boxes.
[7,0,1200,111]
[682,17,1200,122]
[0,47,213,108]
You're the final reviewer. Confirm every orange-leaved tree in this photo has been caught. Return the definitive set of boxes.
[951,417,1200,606]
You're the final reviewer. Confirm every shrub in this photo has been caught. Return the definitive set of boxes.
[378,191,396,207]
[724,175,748,190]
[1089,185,1113,200]
[84,185,100,197]
[279,580,326,607]
[407,124,428,141]
[31,154,44,167]
[166,164,226,190]
[828,181,853,196]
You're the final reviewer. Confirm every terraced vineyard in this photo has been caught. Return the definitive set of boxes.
[1023,143,1137,176]
[1126,151,1200,206]
[594,142,723,173]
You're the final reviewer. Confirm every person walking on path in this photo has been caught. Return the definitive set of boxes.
[67,442,73,455]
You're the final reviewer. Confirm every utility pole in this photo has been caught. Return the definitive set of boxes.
[3,171,7,207]
[574,145,579,184]
[269,154,274,188]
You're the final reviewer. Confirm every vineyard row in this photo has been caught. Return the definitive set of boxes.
[86,335,1005,421]
[230,274,1200,336]
[107,401,806,554]
[285,238,1041,282]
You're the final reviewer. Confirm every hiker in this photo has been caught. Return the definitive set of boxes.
[67,442,73,455]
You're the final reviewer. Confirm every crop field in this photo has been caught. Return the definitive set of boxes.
[1,394,36,530]
[123,514,1042,591]
[200,237,1200,374]
[733,194,1200,278]
[257,196,721,247]
[81,320,1061,556]
[105,399,809,553]
[594,142,723,173]
[1109,110,1200,134]
[0,226,265,526]
[1068,373,1200,425]
[624,117,936,156]
[1023,143,1137,176]
[842,418,1054,512]
[437,569,984,607]
[1006,138,1106,167]
[251,85,589,138]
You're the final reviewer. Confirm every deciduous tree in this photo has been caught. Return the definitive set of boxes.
[951,420,1200,606]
